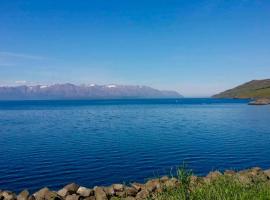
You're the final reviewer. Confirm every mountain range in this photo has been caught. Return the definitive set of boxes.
[213,79,270,99]
[0,83,182,100]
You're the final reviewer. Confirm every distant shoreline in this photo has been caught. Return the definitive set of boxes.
[0,84,182,100]
[0,98,250,104]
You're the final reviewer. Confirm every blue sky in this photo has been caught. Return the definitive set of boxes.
[0,0,269,97]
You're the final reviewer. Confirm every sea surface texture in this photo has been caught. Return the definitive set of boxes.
[0,99,270,192]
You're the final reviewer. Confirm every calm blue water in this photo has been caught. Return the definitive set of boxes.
[1,98,270,192]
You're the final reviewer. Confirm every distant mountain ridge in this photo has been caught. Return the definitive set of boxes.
[0,83,182,100]
[213,79,270,99]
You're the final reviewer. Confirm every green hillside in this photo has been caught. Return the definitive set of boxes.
[213,79,270,99]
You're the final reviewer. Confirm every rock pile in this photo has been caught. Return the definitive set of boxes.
[248,98,270,105]
[0,177,175,200]
[1,167,270,200]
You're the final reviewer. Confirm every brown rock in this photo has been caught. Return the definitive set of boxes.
[164,178,178,188]
[76,187,93,197]
[33,187,62,200]
[123,197,136,200]
[115,191,126,198]
[130,183,144,192]
[205,171,222,183]
[264,169,270,177]
[190,175,202,186]
[135,190,149,200]
[94,187,107,200]
[108,197,119,200]
[112,184,124,192]
[160,176,169,183]
[145,179,160,192]
[224,170,236,176]
[124,187,137,197]
[84,197,96,200]
[237,168,255,184]
[237,167,269,184]
[1,191,16,200]
[65,194,82,200]
[57,188,69,198]
[63,183,79,194]
[17,190,29,200]
[250,167,262,175]
[46,192,63,200]
[237,172,253,184]
[33,188,49,200]
[249,98,270,105]
[103,186,114,197]
[28,195,36,200]
[251,167,268,182]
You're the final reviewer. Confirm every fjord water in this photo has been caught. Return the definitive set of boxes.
[0,98,270,192]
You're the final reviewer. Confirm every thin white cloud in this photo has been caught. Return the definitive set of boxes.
[0,51,47,67]
[0,62,16,67]
[15,80,27,84]
[0,51,45,60]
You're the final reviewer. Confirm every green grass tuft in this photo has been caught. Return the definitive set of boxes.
[155,170,270,200]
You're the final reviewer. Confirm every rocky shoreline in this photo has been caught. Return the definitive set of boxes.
[248,98,270,105]
[1,167,270,200]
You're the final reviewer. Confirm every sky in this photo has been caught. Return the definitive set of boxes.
[0,0,269,97]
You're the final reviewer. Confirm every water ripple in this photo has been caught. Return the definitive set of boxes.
[0,99,270,192]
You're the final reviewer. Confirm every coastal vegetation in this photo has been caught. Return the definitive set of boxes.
[154,167,270,200]
[213,79,270,99]
[1,166,270,200]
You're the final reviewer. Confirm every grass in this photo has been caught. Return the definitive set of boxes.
[213,79,270,98]
[155,176,270,200]
[154,166,270,200]
[112,165,270,200]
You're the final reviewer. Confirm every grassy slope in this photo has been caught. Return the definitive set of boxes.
[213,79,270,98]
[155,176,270,200]
[112,166,270,200]
[155,166,270,200]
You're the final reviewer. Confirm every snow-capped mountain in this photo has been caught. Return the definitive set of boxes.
[0,83,182,100]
